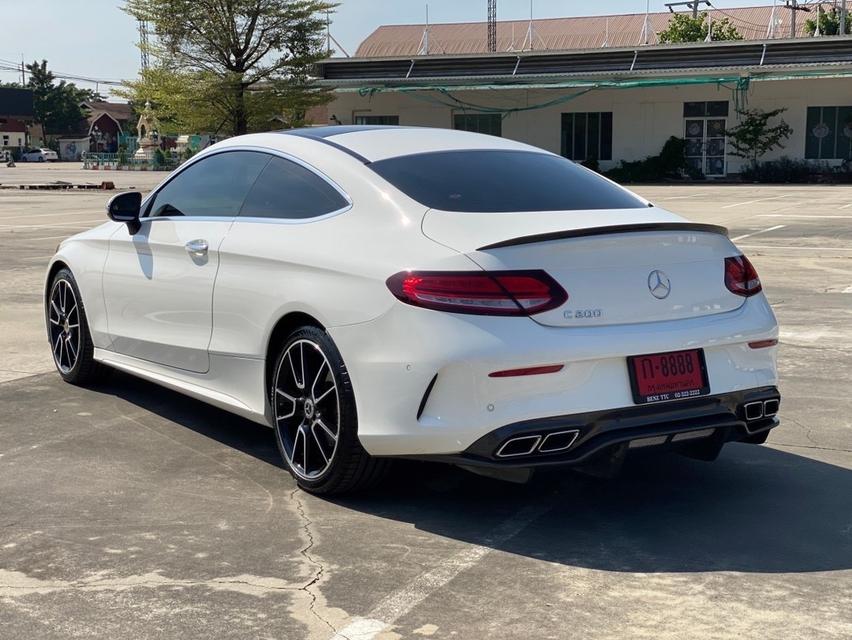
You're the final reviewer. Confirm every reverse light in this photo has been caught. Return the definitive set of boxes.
[724,255,762,297]
[386,270,567,316]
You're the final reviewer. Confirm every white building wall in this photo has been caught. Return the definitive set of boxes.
[0,130,26,148]
[327,78,851,175]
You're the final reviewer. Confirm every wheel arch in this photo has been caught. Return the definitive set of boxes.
[264,311,326,400]
[44,259,71,314]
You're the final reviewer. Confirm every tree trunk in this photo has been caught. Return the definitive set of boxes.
[233,81,248,136]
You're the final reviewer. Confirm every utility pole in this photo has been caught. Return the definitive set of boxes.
[21,55,25,85]
[487,0,497,53]
[785,0,810,38]
[665,1,710,19]
[842,0,848,37]
[138,20,150,70]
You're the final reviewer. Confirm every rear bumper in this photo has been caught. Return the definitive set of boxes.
[329,295,778,456]
[406,386,781,469]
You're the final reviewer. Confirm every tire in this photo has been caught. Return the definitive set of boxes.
[270,326,389,494]
[47,268,104,385]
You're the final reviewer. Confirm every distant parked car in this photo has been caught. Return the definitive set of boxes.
[22,148,58,162]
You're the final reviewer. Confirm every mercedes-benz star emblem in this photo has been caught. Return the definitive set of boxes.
[647,270,671,299]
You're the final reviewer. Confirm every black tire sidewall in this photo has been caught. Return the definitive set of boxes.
[271,326,361,491]
[48,268,96,384]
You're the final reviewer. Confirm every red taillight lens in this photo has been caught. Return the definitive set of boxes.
[724,255,762,297]
[386,270,568,316]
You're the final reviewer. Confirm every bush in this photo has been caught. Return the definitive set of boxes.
[739,157,820,183]
[153,147,167,168]
[580,156,600,173]
[604,136,696,183]
[117,145,128,166]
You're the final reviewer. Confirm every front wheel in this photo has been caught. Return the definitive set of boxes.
[270,326,388,494]
[47,268,104,385]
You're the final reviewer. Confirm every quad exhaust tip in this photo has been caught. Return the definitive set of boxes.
[744,402,764,421]
[744,399,780,422]
[495,429,581,458]
[495,435,542,458]
[763,398,780,417]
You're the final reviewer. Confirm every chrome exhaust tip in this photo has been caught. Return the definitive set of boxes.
[744,402,764,421]
[495,434,542,458]
[763,398,780,417]
[538,429,580,453]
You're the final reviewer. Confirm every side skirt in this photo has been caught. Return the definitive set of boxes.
[94,348,271,427]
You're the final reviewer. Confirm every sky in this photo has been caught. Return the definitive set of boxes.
[0,0,783,98]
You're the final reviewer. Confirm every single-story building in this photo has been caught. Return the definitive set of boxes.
[79,100,134,153]
[317,7,852,177]
[0,118,26,149]
[0,87,34,151]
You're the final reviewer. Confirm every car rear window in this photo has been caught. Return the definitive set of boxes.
[369,150,645,212]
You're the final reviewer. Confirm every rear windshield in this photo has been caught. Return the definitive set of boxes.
[369,150,645,212]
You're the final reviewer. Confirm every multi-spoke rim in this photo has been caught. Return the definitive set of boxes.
[273,339,340,480]
[48,279,81,374]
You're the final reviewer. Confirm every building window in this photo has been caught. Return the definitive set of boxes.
[353,115,399,125]
[561,112,612,162]
[805,106,852,160]
[453,113,502,137]
[2,135,8,146]
[683,101,729,118]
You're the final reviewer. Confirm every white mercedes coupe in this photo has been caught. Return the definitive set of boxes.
[45,126,780,494]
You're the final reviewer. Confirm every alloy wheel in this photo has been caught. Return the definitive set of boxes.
[48,279,81,374]
[273,339,340,480]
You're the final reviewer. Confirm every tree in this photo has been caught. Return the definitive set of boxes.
[805,7,848,36]
[726,108,793,169]
[122,0,334,136]
[658,12,743,43]
[25,60,99,135]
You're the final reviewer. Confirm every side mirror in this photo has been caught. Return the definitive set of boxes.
[107,191,142,234]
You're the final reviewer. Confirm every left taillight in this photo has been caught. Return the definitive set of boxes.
[724,255,762,297]
[385,270,568,316]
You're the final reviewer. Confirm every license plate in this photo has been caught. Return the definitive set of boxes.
[627,349,709,404]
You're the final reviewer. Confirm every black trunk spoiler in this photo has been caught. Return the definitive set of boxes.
[477,222,729,251]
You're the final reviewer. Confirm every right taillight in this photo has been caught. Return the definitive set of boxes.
[386,270,568,316]
[725,255,762,297]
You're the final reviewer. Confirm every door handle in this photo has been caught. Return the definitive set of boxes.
[185,239,209,257]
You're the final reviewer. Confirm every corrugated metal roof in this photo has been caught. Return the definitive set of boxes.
[320,38,852,87]
[354,4,832,58]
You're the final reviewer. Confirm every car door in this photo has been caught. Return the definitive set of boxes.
[102,150,270,372]
[210,153,352,359]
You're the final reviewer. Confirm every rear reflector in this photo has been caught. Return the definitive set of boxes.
[725,255,762,297]
[489,364,564,378]
[386,270,567,316]
[748,339,778,349]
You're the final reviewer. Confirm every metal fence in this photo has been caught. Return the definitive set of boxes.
[81,151,181,171]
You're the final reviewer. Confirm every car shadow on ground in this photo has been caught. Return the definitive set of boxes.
[100,370,852,575]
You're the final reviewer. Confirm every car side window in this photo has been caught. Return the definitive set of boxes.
[147,151,270,218]
[239,156,349,220]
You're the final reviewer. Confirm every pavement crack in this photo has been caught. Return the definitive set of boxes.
[290,488,348,640]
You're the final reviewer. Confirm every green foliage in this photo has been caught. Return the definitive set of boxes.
[122,0,335,136]
[183,146,195,161]
[726,108,793,168]
[118,145,129,166]
[25,60,98,135]
[740,157,820,184]
[604,137,696,183]
[153,147,167,167]
[805,7,848,36]
[580,157,600,173]
[658,12,743,43]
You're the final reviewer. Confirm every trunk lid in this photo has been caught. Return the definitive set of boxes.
[422,208,742,327]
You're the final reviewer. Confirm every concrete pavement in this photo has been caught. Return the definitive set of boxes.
[0,164,850,638]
